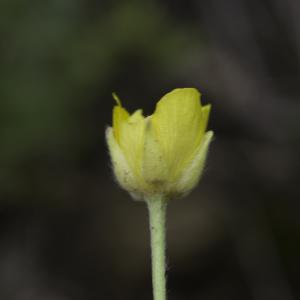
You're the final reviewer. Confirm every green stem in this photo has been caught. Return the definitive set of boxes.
[146,195,167,300]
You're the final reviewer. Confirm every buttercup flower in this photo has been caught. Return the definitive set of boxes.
[106,88,213,200]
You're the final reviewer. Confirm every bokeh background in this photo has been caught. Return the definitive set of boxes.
[0,0,299,299]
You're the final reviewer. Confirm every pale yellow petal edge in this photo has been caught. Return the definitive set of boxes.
[106,127,142,200]
[174,131,214,196]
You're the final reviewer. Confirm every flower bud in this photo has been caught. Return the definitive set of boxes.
[106,88,213,200]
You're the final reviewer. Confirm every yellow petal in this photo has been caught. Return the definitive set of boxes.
[175,131,214,195]
[151,88,204,180]
[106,127,142,199]
[112,93,130,143]
[118,109,146,183]
[201,104,211,134]
[142,117,169,189]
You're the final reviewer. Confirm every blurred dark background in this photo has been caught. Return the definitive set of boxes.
[0,0,299,299]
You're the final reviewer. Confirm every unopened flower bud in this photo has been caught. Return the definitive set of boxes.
[106,88,213,200]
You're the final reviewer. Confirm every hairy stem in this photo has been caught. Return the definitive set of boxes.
[146,195,167,300]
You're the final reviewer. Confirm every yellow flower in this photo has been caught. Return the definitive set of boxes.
[106,88,213,200]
